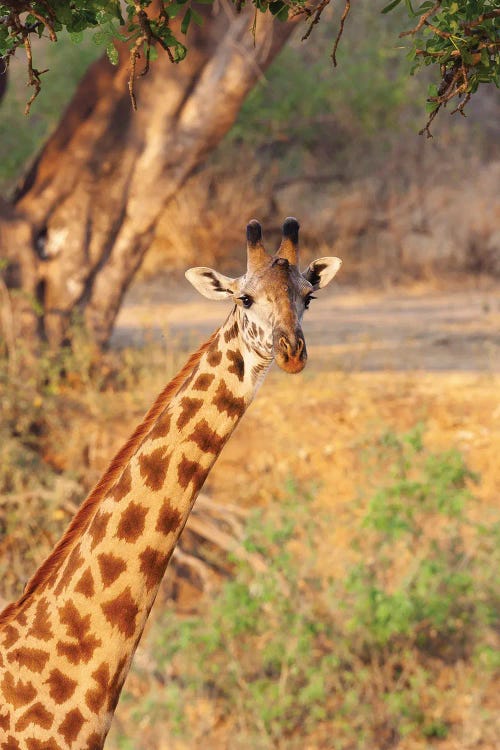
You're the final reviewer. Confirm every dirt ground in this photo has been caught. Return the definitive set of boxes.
[114,276,500,372]
[114,276,500,573]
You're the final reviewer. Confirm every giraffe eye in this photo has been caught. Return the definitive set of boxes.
[304,294,316,310]
[239,295,253,309]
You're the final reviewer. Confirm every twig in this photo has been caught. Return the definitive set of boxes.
[450,91,471,117]
[418,105,440,139]
[462,9,500,31]
[28,8,57,42]
[301,0,331,43]
[331,0,351,67]
[399,1,441,38]
[128,4,177,110]
[422,20,452,40]
[128,34,145,111]
[23,35,47,115]
[251,7,258,48]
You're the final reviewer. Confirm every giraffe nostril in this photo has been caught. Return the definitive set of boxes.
[297,338,304,356]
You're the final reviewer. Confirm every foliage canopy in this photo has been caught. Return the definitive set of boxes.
[0,1,499,130]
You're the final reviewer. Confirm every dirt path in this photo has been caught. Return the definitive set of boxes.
[114,277,500,372]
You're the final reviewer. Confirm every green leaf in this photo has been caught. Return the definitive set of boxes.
[190,8,204,26]
[106,42,119,66]
[381,0,403,14]
[269,0,288,20]
[404,0,416,17]
[173,41,187,62]
[181,8,192,34]
[69,31,84,44]
[166,3,183,18]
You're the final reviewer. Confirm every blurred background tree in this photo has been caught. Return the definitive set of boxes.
[0,0,498,350]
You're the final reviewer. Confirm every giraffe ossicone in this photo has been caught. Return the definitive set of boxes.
[0,218,341,749]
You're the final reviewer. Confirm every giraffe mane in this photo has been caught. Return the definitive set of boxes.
[0,329,220,628]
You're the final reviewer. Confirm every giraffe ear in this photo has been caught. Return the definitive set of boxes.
[185,267,237,301]
[303,257,342,290]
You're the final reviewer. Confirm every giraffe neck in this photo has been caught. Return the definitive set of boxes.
[0,307,272,749]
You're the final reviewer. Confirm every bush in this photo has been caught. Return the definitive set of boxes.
[122,428,499,748]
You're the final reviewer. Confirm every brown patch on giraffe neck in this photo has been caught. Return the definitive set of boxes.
[7,646,49,673]
[146,410,171,442]
[0,330,220,627]
[116,501,148,543]
[156,499,182,535]
[107,655,129,713]
[97,552,127,587]
[101,587,139,639]
[139,547,171,591]
[75,567,95,598]
[15,702,53,732]
[177,364,199,394]
[85,662,109,712]
[1,672,37,708]
[188,419,226,454]
[109,465,132,502]
[177,396,204,430]
[193,372,215,391]
[89,511,112,552]
[45,668,78,704]
[58,707,85,746]
[177,455,208,493]
[138,446,170,491]
[206,336,222,367]
[3,736,20,749]
[82,732,102,750]
[53,546,84,596]
[1,624,19,649]
[0,711,10,732]
[57,601,101,665]
[224,319,239,343]
[26,739,60,750]
[227,349,245,382]
[27,598,53,641]
[212,381,245,419]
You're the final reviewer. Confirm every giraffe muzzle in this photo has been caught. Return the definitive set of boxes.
[274,331,307,374]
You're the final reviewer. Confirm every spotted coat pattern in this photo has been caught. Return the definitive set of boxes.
[0,306,272,750]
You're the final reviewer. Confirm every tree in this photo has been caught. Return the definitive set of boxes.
[0,5,298,348]
[0,1,498,349]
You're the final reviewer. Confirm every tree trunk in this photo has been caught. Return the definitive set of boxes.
[0,6,297,348]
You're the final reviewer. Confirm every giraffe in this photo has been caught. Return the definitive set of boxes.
[0,217,341,750]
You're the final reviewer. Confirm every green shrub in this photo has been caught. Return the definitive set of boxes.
[124,428,499,748]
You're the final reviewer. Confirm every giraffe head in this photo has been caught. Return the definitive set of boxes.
[185,218,341,374]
